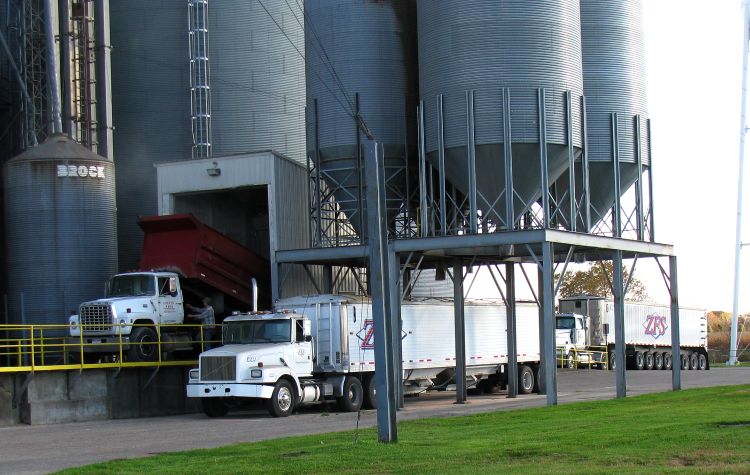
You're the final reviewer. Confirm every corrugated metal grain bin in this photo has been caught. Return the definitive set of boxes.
[4,134,117,326]
[305,0,418,237]
[110,1,306,269]
[556,0,650,230]
[417,0,584,226]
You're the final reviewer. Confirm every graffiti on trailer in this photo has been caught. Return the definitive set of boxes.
[643,314,668,339]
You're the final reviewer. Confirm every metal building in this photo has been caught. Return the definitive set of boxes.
[305,0,418,242]
[4,134,117,325]
[417,0,584,232]
[110,0,306,270]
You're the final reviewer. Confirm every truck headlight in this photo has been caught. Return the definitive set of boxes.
[250,369,262,378]
[189,369,199,380]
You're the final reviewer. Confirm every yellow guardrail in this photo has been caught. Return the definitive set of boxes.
[0,323,219,373]
[557,346,610,370]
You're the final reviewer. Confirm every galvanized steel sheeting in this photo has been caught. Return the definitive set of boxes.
[305,0,418,236]
[581,0,648,165]
[4,135,117,326]
[418,0,584,151]
[110,1,306,270]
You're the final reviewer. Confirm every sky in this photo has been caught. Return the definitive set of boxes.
[638,1,744,311]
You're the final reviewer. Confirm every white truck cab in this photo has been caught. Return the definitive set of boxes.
[187,311,336,417]
[68,272,187,361]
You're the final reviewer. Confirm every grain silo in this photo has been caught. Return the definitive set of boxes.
[110,1,306,269]
[417,0,584,230]
[4,134,117,325]
[305,0,418,239]
[553,0,649,232]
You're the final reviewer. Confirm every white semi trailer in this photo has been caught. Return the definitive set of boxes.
[557,296,708,371]
[187,295,541,417]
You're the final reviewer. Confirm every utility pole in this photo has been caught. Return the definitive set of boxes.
[729,0,750,366]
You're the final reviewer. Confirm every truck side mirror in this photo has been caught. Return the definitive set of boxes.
[169,277,178,295]
[304,334,312,342]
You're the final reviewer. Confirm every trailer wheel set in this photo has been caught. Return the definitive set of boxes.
[629,349,708,371]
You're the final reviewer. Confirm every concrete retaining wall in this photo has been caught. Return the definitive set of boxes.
[0,367,201,426]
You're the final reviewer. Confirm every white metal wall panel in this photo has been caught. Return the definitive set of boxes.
[604,302,707,349]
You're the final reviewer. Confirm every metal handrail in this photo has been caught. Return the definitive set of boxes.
[0,323,218,373]
[557,345,610,370]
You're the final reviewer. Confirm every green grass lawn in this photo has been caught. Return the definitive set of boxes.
[59,385,750,475]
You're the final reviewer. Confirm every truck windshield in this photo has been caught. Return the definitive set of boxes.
[223,319,291,344]
[556,316,576,330]
[108,275,156,297]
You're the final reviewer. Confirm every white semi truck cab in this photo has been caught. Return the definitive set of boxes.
[68,272,192,361]
[187,310,354,418]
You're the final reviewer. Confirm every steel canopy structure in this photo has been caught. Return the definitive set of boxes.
[276,138,681,443]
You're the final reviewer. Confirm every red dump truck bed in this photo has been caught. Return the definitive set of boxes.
[137,214,269,309]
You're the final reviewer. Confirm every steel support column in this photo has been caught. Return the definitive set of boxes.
[536,266,546,395]
[94,0,113,158]
[538,89,550,228]
[611,113,622,237]
[322,266,332,294]
[581,96,591,231]
[669,256,682,390]
[453,257,467,404]
[366,139,397,442]
[466,91,478,234]
[418,101,428,237]
[505,262,518,398]
[613,251,627,398]
[502,88,514,230]
[566,91,576,231]
[437,95,447,235]
[541,242,557,405]
[389,247,404,408]
[635,115,644,240]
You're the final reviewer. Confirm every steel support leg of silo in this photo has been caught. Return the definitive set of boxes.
[389,247,404,408]
[453,257,467,404]
[536,267,546,396]
[541,242,557,405]
[437,95,447,236]
[611,113,622,238]
[565,91,576,232]
[502,88,515,230]
[365,139,397,443]
[505,262,518,398]
[669,256,682,391]
[613,251,627,398]
[581,96,592,231]
[538,89,550,228]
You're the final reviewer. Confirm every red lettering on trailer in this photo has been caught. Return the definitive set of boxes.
[643,314,668,339]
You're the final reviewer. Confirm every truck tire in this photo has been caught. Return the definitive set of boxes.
[201,398,229,417]
[363,374,377,409]
[644,352,654,370]
[681,354,689,370]
[337,376,363,412]
[128,326,158,362]
[689,353,699,370]
[518,365,535,394]
[266,379,295,417]
[653,352,663,370]
[663,353,672,370]
[634,352,645,370]
[698,353,708,370]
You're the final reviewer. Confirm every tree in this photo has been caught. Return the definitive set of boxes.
[557,261,649,301]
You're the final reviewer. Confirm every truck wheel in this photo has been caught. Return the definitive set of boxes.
[634,352,645,370]
[363,374,377,409]
[337,376,363,412]
[128,327,158,362]
[663,353,672,370]
[201,398,229,417]
[689,353,699,370]
[653,352,663,370]
[681,354,689,370]
[608,351,617,371]
[698,353,708,370]
[266,379,295,417]
[644,352,654,370]
[518,365,534,394]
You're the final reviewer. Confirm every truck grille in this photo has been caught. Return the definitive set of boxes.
[79,304,113,332]
[200,356,236,381]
